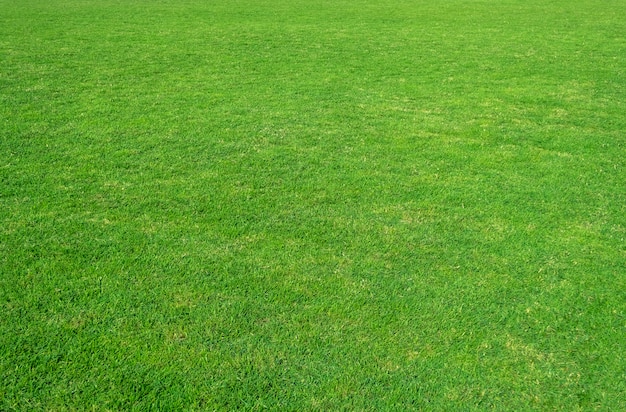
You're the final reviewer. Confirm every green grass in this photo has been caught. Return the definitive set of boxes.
[1,0,625,409]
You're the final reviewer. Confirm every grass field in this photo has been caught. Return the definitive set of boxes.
[1,0,625,409]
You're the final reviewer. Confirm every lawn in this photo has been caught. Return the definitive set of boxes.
[1,0,625,409]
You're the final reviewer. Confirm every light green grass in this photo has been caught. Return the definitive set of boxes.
[1,0,625,409]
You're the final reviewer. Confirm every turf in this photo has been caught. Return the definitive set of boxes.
[1,0,625,409]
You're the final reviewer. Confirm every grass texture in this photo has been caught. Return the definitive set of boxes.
[1,0,625,409]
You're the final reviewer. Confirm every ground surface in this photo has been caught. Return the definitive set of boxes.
[1,0,625,409]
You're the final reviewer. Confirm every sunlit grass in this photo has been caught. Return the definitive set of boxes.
[1,0,625,409]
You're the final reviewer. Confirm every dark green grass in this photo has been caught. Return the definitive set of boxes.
[1,0,625,409]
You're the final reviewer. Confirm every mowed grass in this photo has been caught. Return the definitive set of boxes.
[1,0,625,409]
